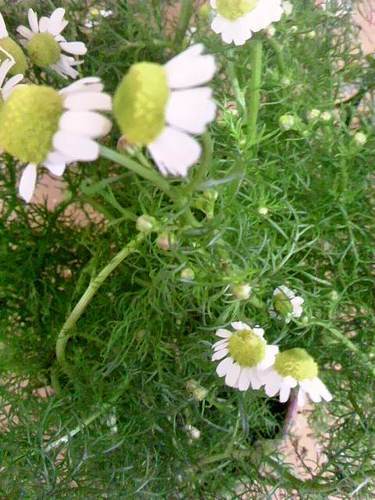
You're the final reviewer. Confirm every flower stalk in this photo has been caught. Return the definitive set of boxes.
[247,38,263,145]
[56,233,146,376]
[174,0,194,48]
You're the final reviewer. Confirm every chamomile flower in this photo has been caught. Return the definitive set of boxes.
[113,44,216,177]
[272,285,304,322]
[0,59,23,103]
[262,348,333,406]
[0,77,111,202]
[0,13,27,75]
[210,0,283,46]
[17,8,87,79]
[212,322,278,391]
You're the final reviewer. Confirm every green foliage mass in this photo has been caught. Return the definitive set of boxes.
[0,0,374,497]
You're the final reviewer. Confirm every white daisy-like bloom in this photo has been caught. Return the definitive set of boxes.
[210,0,284,46]
[272,285,304,323]
[0,58,23,102]
[0,77,111,202]
[113,44,216,177]
[212,321,279,391]
[17,8,87,79]
[262,348,333,406]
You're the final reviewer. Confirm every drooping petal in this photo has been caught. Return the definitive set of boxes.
[238,368,252,391]
[225,362,241,387]
[165,44,216,89]
[44,161,66,177]
[279,382,292,403]
[2,74,23,100]
[300,379,322,403]
[19,163,37,203]
[0,59,14,88]
[166,87,216,134]
[313,378,333,402]
[60,77,103,95]
[47,8,67,36]
[148,127,201,177]
[258,344,279,370]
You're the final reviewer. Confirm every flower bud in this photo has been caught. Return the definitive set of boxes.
[185,424,201,440]
[321,111,332,122]
[266,25,276,37]
[180,268,195,281]
[156,232,175,251]
[307,109,321,121]
[307,30,316,39]
[282,1,294,16]
[231,283,252,300]
[186,379,208,401]
[258,206,268,216]
[136,215,157,233]
[353,132,367,147]
[279,114,297,131]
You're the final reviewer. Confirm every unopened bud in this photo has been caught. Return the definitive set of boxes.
[307,30,316,39]
[156,232,175,251]
[266,24,276,37]
[258,207,268,216]
[321,111,332,122]
[180,268,195,281]
[186,379,208,401]
[353,132,367,147]
[307,109,321,121]
[136,215,157,233]
[282,1,294,16]
[185,425,201,440]
[279,114,297,131]
[231,283,252,300]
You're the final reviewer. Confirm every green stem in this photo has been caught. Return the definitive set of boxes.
[174,0,193,48]
[266,37,286,75]
[56,233,146,376]
[186,133,213,194]
[247,38,263,145]
[100,145,173,199]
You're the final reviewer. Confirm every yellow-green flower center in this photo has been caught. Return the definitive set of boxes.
[216,0,257,20]
[0,37,28,75]
[274,348,318,381]
[27,33,61,68]
[0,85,63,164]
[113,62,170,146]
[228,329,265,367]
[273,290,293,316]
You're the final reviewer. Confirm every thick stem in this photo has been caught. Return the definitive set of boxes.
[56,233,146,375]
[174,0,194,48]
[100,145,173,199]
[247,38,263,145]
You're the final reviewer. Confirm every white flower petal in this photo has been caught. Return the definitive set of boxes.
[16,25,33,40]
[48,8,66,36]
[313,378,333,402]
[279,382,292,403]
[166,87,216,135]
[297,388,306,407]
[53,131,99,162]
[19,163,37,203]
[148,127,201,177]
[231,322,251,331]
[64,92,112,111]
[216,356,234,377]
[2,74,23,100]
[165,44,216,89]
[59,111,111,138]
[28,9,39,33]
[238,367,252,391]
[60,77,103,95]
[60,41,87,56]
[225,362,241,387]
[44,161,66,177]
[250,369,264,389]
[300,379,322,403]
[39,16,49,33]
[212,348,228,361]
[263,369,283,397]
[213,339,228,349]
[253,327,265,337]
[216,329,231,338]
[0,13,8,38]
[0,59,14,88]
[258,344,279,370]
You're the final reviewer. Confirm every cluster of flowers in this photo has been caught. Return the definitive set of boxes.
[0,3,332,407]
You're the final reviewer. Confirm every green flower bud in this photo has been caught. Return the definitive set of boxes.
[113,63,169,145]
[0,37,27,75]
[274,348,318,381]
[180,268,195,281]
[0,84,63,164]
[279,114,298,131]
[353,132,367,147]
[231,283,252,300]
[186,379,208,401]
[156,232,176,251]
[27,33,61,68]
[136,215,158,233]
[228,329,265,367]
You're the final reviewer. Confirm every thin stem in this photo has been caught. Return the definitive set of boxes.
[56,233,146,376]
[186,133,213,194]
[174,0,193,48]
[266,37,286,75]
[100,145,173,199]
[247,38,263,145]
